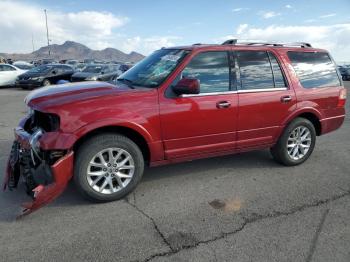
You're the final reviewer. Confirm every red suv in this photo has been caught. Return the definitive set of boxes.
[4,40,347,215]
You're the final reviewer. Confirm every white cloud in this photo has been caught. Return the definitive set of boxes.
[122,36,182,55]
[285,4,292,9]
[0,0,181,55]
[319,13,336,19]
[220,23,350,61]
[259,11,281,19]
[232,8,249,12]
[0,1,129,53]
[236,24,249,34]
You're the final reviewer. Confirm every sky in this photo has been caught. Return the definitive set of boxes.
[0,0,350,61]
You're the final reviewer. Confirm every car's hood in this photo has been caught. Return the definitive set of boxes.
[18,72,44,78]
[25,81,132,110]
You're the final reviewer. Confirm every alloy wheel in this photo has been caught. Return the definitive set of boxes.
[286,126,312,160]
[86,148,135,194]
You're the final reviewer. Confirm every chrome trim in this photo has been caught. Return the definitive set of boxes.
[181,91,238,98]
[180,87,287,97]
[238,87,287,93]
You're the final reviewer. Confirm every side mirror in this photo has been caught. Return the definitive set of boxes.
[173,78,200,95]
[51,70,56,75]
[101,71,105,75]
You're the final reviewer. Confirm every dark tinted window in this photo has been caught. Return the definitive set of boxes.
[237,51,274,90]
[180,51,229,93]
[288,52,340,88]
[268,52,287,88]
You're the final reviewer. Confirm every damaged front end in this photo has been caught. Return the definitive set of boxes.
[3,110,74,217]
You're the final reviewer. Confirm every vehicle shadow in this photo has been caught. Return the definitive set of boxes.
[0,149,281,220]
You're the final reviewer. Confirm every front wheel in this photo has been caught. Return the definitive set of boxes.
[74,134,144,202]
[270,117,316,166]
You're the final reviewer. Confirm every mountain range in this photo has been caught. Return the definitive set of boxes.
[0,41,145,63]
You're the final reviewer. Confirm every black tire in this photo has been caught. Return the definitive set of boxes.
[74,133,144,202]
[270,117,316,166]
[42,79,51,86]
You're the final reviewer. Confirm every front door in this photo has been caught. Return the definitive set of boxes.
[159,50,238,159]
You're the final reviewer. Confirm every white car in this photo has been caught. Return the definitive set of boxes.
[0,64,27,87]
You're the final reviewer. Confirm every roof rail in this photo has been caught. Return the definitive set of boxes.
[221,39,312,48]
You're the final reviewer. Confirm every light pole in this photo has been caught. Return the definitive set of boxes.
[44,9,50,56]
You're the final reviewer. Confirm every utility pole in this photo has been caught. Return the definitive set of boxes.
[31,33,35,53]
[44,9,50,56]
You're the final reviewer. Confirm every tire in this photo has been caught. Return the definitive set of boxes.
[270,117,316,166]
[74,133,144,202]
[42,79,51,86]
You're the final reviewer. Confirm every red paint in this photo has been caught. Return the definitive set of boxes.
[5,44,346,214]
[18,152,74,218]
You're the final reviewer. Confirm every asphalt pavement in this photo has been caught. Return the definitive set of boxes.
[0,82,349,262]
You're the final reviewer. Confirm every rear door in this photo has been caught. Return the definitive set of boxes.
[235,50,296,149]
[159,50,238,159]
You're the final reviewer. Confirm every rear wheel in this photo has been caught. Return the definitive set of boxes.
[270,117,316,166]
[74,133,144,202]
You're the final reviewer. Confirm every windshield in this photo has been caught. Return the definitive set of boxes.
[118,49,189,87]
[28,65,53,73]
[83,65,103,73]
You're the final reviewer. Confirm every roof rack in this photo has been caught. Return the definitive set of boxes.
[221,39,312,48]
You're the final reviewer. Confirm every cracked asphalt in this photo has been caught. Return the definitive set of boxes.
[0,83,349,262]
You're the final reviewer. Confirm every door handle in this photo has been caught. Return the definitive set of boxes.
[216,101,231,109]
[280,95,292,103]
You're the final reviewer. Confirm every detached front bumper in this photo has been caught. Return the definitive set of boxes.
[3,127,74,217]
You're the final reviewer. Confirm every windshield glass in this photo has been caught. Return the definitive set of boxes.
[83,65,103,73]
[118,49,189,87]
[28,65,53,73]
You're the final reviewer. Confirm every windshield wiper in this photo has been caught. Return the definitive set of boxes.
[116,78,135,89]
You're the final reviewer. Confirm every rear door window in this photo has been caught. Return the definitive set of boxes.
[287,51,341,88]
[236,51,274,90]
[268,52,287,88]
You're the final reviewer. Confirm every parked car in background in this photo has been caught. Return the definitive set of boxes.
[71,64,121,82]
[84,59,95,64]
[0,64,27,87]
[4,40,346,215]
[13,61,34,70]
[66,59,79,67]
[41,58,58,65]
[0,56,6,64]
[338,66,350,81]
[118,64,131,73]
[75,63,86,72]
[16,64,74,89]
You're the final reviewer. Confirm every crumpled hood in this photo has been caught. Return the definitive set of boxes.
[25,81,132,110]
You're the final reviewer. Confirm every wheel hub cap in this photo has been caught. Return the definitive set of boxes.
[286,126,312,161]
[86,148,135,194]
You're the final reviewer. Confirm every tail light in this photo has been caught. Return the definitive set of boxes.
[338,89,347,107]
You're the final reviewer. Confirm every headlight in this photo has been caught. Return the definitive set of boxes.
[29,128,43,156]
[30,76,44,81]
[28,107,34,116]
[86,76,98,81]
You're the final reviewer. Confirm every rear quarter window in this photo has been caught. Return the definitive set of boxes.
[287,51,341,88]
